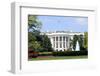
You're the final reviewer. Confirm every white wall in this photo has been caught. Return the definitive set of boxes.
[0,0,100,76]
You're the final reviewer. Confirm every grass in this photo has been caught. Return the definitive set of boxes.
[29,55,88,61]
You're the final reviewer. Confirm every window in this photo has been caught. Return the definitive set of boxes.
[56,42,58,48]
[66,37,68,41]
[63,42,65,48]
[53,37,55,41]
[56,37,58,41]
[60,37,62,41]
[63,37,65,41]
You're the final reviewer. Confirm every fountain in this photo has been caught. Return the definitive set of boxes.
[75,41,80,51]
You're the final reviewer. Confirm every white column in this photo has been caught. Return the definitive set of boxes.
[66,37,68,50]
[53,37,54,48]
[58,36,60,51]
[68,36,70,49]
[50,37,53,48]
[62,36,63,51]
[55,36,56,51]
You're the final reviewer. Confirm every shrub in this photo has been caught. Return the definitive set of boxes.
[67,48,72,51]
[52,51,88,56]
[80,47,88,51]
[28,48,39,58]
[38,52,53,56]
[39,48,54,52]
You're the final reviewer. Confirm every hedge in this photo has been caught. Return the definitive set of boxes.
[38,52,53,56]
[52,51,88,56]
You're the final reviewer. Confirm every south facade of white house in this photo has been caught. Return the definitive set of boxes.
[41,31,84,51]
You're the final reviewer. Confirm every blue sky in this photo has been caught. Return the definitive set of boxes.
[37,15,88,32]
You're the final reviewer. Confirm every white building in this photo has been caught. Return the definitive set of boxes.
[41,31,84,51]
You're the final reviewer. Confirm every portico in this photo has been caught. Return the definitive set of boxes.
[51,36,70,51]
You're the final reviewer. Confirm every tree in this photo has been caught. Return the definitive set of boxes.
[41,35,53,52]
[28,41,41,51]
[73,35,78,51]
[78,34,84,50]
[28,32,36,43]
[28,15,42,52]
[84,32,88,50]
[28,15,42,32]
[28,15,53,52]
[69,38,73,51]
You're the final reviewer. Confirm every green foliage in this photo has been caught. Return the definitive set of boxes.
[28,15,42,51]
[28,15,42,32]
[69,39,73,47]
[28,15,53,52]
[28,41,41,51]
[53,51,88,56]
[84,32,88,49]
[70,33,88,51]
[73,35,78,50]
[38,52,52,56]
[28,32,36,42]
[40,35,53,52]
[78,34,84,50]
[28,31,42,51]
[67,48,72,51]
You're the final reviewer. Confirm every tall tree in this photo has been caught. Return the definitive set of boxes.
[78,34,84,50]
[28,15,42,51]
[28,41,41,51]
[28,15,53,52]
[84,32,88,50]
[28,32,36,42]
[28,15,42,32]
[69,38,73,51]
[73,35,78,51]
[41,35,53,52]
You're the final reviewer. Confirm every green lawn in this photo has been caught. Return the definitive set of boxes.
[29,55,88,61]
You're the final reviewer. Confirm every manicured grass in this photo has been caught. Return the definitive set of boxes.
[29,55,88,61]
